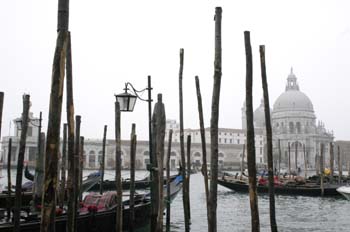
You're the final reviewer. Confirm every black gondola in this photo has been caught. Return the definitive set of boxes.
[0,175,183,232]
[218,178,342,197]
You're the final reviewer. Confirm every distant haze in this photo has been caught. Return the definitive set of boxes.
[1,0,349,141]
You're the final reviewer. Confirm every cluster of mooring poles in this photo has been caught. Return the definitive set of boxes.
[2,3,350,232]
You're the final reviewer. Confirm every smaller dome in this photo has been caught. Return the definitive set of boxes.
[254,99,271,128]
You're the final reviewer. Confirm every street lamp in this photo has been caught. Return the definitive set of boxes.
[115,76,156,228]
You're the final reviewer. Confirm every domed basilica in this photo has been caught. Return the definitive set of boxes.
[243,68,334,170]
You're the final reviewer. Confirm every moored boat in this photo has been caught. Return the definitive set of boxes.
[218,177,342,197]
[336,186,350,200]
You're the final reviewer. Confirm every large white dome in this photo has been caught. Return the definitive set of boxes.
[273,90,314,113]
[272,69,314,113]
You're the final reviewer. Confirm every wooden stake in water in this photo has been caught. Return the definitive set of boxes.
[66,31,76,232]
[59,124,67,209]
[79,136,84,202]
[152,94,166,232]
[338,146,342,184]
[329,142,334,183]
[166,129,173,232]
[260,45,277,232]
[115,102,123,232]
[194,76,210,224]
[186,135,192,220]
[240,144,246,180]
[129,124,137,232]
[209,8,223,232]
[303,144,308,179]
[14,94,31,232]
[178,48,190,232]
[320,143,324,197]
[288,142,291,179]
[295,141,298,173]
[245,31,260,232]
[74,116,81,209]
[100,125,107,195]
[6,138,12,221]
[278,139,281,175]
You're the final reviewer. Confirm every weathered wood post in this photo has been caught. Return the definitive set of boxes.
[79,136,84,202]
[315,154,320,176]
[288,142,291,178]
[329,142,334,183]
[152,94,166,232]
[303,144,308,179]
[66,30,76,232]
[178,48,190,232]
[74,116,81,210]
[186,135,192,220]
[129,124,137,232]
[100,125,107,195]
[166,129,173,232]
[115,102,123,232]
[245,31,260,232]
[295,141,298,173]
[338,146,342,183]
[14,94,31,232]
[40,0,70,228]
[320,143,324,197]
[59,124,67,209]
[194,75,210,224]
[209,8,222,232]
[240,144,246,180]
[32,112,43,211]
[6,138,12,221]
[34,132,45,210]
[278,139,281,175]
[260,45,277,232]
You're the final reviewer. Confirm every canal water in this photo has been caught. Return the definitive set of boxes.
[1,169,350,231]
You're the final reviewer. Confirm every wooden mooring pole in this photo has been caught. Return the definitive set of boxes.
[178,48,190,232]
[0,92,3,139]
[100,125,107,195]
[79,136,84,202]
[304,144,308,179]
[194,76,210,224]
[186,135,191,221]
[14,94,31,232]
[209,7,222,232]
[260,45,277,232]
[166,129,173,232]
[6,138,12,221]
[288,142,291,179]
[129,124,137,232]
[152,94,166,232]
[330,142,334,183]
[240,144,246,180]
[74,116,81,211]
[278,139,281,176]
[338,146,342,183]
[245,31,260,232]
[59,124,67,209]
[320,143,324,197]
[115,102,123,232]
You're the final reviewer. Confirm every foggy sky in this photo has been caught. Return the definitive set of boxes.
[1,0,350,141]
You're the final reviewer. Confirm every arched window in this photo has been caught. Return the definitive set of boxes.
[218,153,224,158]
[171,151,177,156]
[143,151,149,156]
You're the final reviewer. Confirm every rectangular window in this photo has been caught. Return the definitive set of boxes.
[219,138,222,143]
[260,141,262,145]
[224,138,227,143]
[260,147,263,154]
[260,158,262,163]
[230,139,232,144]
[237,139,240,144]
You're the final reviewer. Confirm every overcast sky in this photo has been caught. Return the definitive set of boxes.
[1,0,350,141]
